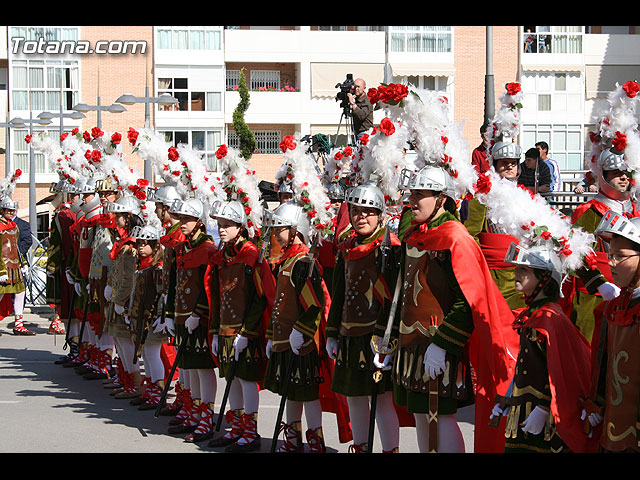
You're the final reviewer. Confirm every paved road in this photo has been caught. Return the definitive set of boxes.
[0,309,476,453]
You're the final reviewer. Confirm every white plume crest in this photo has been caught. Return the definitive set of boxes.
[216,144,264,237]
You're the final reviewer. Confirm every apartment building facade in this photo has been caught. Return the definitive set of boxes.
[1,25,639,241]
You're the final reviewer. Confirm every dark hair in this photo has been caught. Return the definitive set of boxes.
[533,268,560,298]
[535,141,549,152]
[525,147,540,160]
[480,123,489,134]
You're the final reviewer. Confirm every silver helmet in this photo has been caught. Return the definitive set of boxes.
[398,164,457,200]
[148,184,182,207]
[597,148,631,202]
[263,201,311,243]
[105,194,142,217]
[65,179,84,195]
[131,224,162,242]
[504,241,563,286]
[80,194,103,220]
[78,175,103,195]
[210,200,247,227]
[327,182,346,201]
[345,181,385,212]
[0,197,18,210]
[491,140,522,162]
[169,197,206,222]
[595,209,640,245]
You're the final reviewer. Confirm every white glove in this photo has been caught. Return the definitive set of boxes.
[165,317,175,336]
[114,304,125,315]
[152,316,164,334]
[326,337,338,360]
[289,328,304,355]
[424,343,447,380]
[233,335,249,361]
[373,352,393,370]
[124,315,131,325]
[74,282,82,296]
[211,334,219,356]
[65,269,74,285]
[104,285,113,302]
[86,283,91,293]
[21,265,28,276]
[266,339,272,359]
[490,402,510,421]
[0,274,8,283]
[520,406,549,435]
[185,314,200,334]
[597,282,621,301]
[581,408,603,427]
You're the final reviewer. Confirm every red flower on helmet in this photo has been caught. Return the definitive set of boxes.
[168,146,179,161]
[215,144,228,159]
[91,127,104,139]
[379,118,395,136]
[473,173,492,195]
[612,131,627,152]
[505,82,521,96]
[111,132,122,145]
[279,135,297,153]
[622,80,639,98]
[127,128,139,145]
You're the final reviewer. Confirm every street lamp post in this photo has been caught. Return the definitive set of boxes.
[10,113,52,233]
[73,96,126,129]
[37,110,86,141]
[116,87,178,181]
[484,26,495,126]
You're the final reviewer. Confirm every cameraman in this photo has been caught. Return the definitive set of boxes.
[346,78,373,140]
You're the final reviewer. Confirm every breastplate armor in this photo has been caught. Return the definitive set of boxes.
[271,254,315,355]
[341,249,381,337]
[399,245,457,349]
[1,225,21,284]
[219,262,250,335]
[174,265,204,325]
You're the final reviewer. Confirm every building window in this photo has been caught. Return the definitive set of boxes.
[12,59,79,111]
[13,129,59,174]
[522,72,582,114]
[160,129,223,171]
[228,129,281,155]
[158,77,221,112]
[522,124,583,171]
[157,26,222,50]
[522,26,583,54]
[10,26,78,43]
[391,74,452,114]
[390,26,452,53]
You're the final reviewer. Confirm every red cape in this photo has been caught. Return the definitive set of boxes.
[404,220,519,453]
[513,303,599,453]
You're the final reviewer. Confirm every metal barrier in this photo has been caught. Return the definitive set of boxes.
[24,233,48,307]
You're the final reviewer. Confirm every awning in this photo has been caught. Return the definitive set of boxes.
[311,63,385,98]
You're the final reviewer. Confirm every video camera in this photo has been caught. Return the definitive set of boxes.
[335,73,355,113]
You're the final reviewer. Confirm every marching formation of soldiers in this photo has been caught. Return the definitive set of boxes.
[2,79,640,453]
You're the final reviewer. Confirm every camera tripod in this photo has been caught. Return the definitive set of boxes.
[335,107,358,148]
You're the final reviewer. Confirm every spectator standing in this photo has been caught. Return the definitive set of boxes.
[535,141,562,192]
[518,147,551,194]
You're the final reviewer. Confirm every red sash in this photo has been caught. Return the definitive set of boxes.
[477,232,518,269]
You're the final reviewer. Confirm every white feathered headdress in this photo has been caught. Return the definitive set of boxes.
[471,83,596,279]
[586,80,640,191]
[214,143,264,238]
[276,134,334,238]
